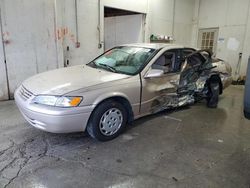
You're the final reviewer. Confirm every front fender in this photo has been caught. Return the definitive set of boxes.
[93,92,130,106]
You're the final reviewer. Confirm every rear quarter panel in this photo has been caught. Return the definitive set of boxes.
[212,60,232,89]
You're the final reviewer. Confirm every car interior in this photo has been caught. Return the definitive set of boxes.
[152,51,177,73]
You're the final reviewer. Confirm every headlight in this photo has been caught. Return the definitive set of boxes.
[56,96,82,107]
[32,96,82,107]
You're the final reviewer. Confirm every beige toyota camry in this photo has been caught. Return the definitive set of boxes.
[15,43,232,141]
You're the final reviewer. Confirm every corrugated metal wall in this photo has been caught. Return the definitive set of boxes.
[0,7,8,100]
[0,0,62,100]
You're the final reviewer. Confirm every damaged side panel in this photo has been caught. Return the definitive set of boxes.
[151,94,194,114]
[141,49,230,114]
[141,73,181,114]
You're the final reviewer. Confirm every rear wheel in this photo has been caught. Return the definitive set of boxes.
[87,100,127,141]
[206,81,220,108]
[244,110,250,119]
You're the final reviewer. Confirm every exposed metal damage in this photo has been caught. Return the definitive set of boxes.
[151,50,232,113]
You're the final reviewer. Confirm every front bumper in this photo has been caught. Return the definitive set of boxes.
[14,87,94,133]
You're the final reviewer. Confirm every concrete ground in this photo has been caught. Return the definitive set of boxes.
[0,85,249,188]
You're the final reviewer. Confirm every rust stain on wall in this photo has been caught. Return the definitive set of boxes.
[55,27,76,43]
[2,31,11,45]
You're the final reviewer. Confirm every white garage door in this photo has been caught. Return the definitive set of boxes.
[0,0,59,99]
[104,14,145,51]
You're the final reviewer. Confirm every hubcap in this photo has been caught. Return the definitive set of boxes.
[99,108,123,136]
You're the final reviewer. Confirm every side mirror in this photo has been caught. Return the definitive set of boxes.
[145,69,164,78]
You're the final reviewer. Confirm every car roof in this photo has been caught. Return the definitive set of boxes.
[120,43,185,50]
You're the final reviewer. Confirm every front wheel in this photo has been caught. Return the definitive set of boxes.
[87,100,128,141]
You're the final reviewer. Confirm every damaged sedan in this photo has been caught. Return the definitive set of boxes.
[15,43,232,141]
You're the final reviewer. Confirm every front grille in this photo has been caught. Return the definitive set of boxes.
[19,86,33,100]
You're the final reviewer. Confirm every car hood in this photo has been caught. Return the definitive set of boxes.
[22,65,130,95]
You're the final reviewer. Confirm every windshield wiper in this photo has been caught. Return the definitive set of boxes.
[98,63,117,73]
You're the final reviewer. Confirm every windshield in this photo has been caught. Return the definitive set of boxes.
[88,46,156,75]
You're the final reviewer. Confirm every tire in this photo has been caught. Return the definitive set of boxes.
[207,82,220,108]
[244,110,250,120]
[87,100,128,141]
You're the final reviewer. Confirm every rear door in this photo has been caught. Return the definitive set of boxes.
[179,50,212,91]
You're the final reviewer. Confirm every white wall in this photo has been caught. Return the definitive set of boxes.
[58,0,149,67]
[146,0,195,45]
[0,18,8,100]
[174,0,195,46]
[191,0,250,78]
[148,0,175,36]
[61,0,195,66]
[58,0,103,66]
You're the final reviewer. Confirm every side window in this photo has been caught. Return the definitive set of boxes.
[152,50,181,73]
[182,48,207,68]
[182,48,195,62]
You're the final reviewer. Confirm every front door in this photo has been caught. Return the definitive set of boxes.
[140,49,182,114]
